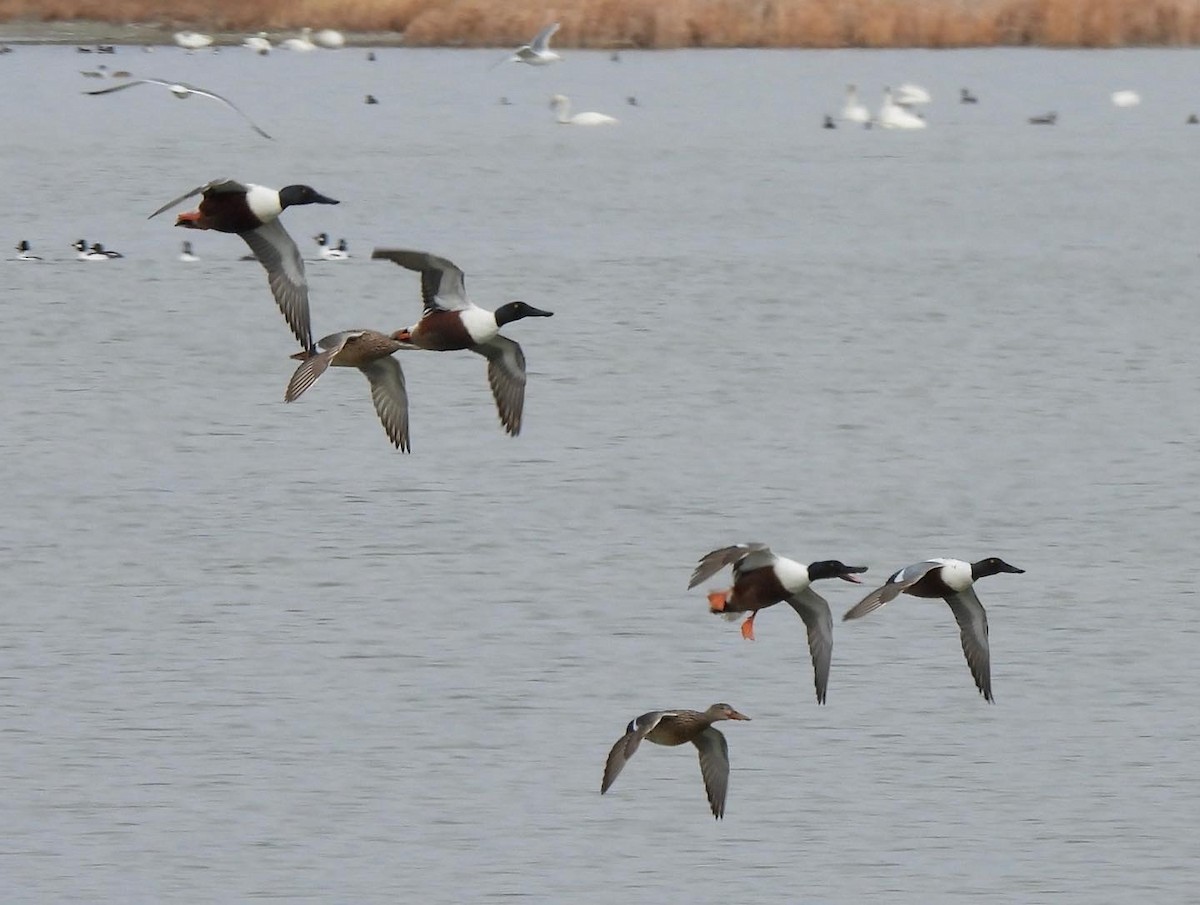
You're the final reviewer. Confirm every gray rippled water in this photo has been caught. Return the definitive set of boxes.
[1,42,1198,903]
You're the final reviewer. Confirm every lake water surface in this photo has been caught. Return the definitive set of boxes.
[1,43,1198,903]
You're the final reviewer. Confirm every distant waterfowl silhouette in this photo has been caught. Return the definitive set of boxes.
[173,31,213,51]
[960,87,978,104]
[1028,111,1057,125]
[281,28,317,52]
[841,84,870,123]
[550,94,617,126]
[879,87,927,129]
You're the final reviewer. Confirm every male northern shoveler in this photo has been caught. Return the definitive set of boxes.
[689,544,867,705]
[601,704,750,820]
[285,330,411,452]
[371,248,553,436]
[843,557,1025,703]
[148,178,339,351]
[15,240,41,261]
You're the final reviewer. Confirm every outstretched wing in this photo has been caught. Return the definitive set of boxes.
[787,588,834,705]
[147,177,244,220]
[283,331,358,402]
[371,248,468,311]
[944,587,993,702]
[472,336,526,436]
[601,710,671,795]
[361,357,411,453]
[687,543,772,589]
[843,560,943,621]
[692,727,731,819]
[240,218,313,350]
[530,22,560,52]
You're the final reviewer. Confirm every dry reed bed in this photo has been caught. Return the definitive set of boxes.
[3,0,1200,47]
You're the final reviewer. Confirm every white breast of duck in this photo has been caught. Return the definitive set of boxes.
[928,558,972,591]
[244,184,283,224]
[769,556,813,593]
[458,305,500,344]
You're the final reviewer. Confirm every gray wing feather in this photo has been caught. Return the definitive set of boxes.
[843,560,943,621]
[283,332,359,402]
[601,710,668,794]
[240,219,313,350]
[472,336,526,436]
[687,543,771,589]
[944,587,993,702]
[147,177,243,220]
[530,22,560,51]
[692,727,731,819]
[787,588,834,705]
[371,248,468,311]
[361,357,410,453]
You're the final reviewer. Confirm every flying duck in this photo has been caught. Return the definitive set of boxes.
[148,178,339,351]
[843,557,1024,702]
[285,330,411,451]
[371,248,553,436]
[602,704,750,819]
[689,544,867,704]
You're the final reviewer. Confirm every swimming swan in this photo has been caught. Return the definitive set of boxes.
[550,94,617,126]
[841,84,870,124]
[879,88,927,129]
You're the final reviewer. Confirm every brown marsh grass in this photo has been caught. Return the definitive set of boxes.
[4,0,1200,47]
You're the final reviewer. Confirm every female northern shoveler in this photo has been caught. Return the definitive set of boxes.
[148,178,339,351]
[371,248,553,436]
[601,703,750,820]
[843,557,1025,703]
[285,330,411,451]
[689,544,867,705]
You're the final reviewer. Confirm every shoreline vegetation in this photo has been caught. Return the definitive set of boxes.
[3,1,1200,49]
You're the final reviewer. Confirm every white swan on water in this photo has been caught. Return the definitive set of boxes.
[893,83,932,107]
[879,88,927,129]
[550,94,618,126]
[173,31,212,51]
[841,84,870,124]
[281,28,317,52]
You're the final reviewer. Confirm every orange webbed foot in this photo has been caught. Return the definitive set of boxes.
[740,614,756,641]
[707,590,728,613]
[175,210,203,229]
